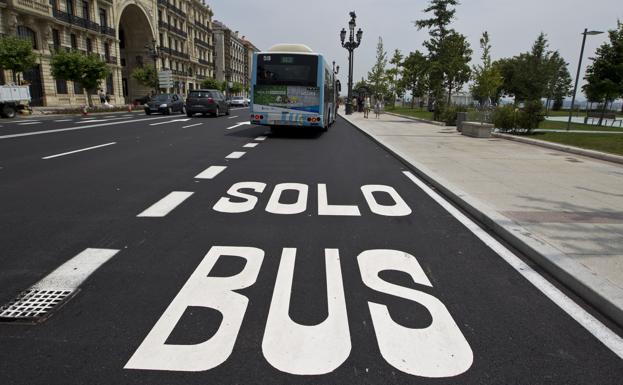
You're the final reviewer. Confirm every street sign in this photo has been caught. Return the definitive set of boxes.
[158,70,173,89]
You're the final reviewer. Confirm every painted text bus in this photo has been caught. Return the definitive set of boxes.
[250,44,337,132]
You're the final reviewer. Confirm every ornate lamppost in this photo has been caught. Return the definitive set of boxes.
[145,39,161,94]
[340,11,362,115]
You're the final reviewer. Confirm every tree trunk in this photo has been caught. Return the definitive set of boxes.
[545,97,551,116]
[12,70,17,84]
[598,99,608,126]
[83,88,94,108]
[446,85,453,106]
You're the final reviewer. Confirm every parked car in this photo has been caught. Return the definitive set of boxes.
[185,89,230,117]
[145,93,185,115]
[229,96,248,107]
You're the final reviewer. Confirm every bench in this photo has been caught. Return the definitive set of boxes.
[584,112,622,127]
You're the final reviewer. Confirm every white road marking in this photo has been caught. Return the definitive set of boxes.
[227,115,239,119]
[18,121,41,125]
[0,115,174,140]
[54,119,72,122]
[149,118,191,126]
[74,117,127,124]
[81,117,96,120]
[42,142,116,159]
[402,170,623,359]
[255,136,267,141]
[182,123,203,128]
[33,248,120,290]
[243,143,258,148]
[195,165,227,179]
[226,151,246,159]
[137,191,194,217]
[226,122,251,130]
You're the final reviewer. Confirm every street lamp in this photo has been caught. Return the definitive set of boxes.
[340,11,362,115]
[145,39,160,94]
[567,28,603,131]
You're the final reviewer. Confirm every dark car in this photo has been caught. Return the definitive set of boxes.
[145,93,185,115]
[186,89,230,117]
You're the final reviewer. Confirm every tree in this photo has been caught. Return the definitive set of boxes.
[582,22,623,125]
[230,81,243,94]
[400,51,429,108]
[0,35,38,83]
[439,31,472,105]
[386,49,404,106]
[367,36,389,100]
[201,77,222,90]
[470,31,502,107]
[131,65,159,91]
[50,50,110,107]
[544,52,572,112]
[502,33,552,103]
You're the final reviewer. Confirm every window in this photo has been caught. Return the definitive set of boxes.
[74,81,84,95]
[104,42,110,61]
[52,29,61,49]
[66,0,74,16]
[17,26,37,50]
[99,8,107,27]
[106,73,113,94]
[256,54,318,87]
[82,1,89,20]
[159,33,163,45]
[70,33,77,49]
[86,38,92,53]
[56,79,68,94]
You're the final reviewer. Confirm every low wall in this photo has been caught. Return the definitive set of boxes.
[462,122,493,138]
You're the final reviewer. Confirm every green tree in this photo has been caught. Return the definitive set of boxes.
[50,50,110,107]
[131,65,159,91]
[439,31,472,105]
[230,81,243,94]
[470,31,503,107]
[415,0,460,118]
[367,36,389,100]
[582,22,623,125]
[0,35,38,83]
[386,49,404,106]
[400,51,429,108]
[501,33,552,103]
[201,77,221,89]
[544,52,572,112]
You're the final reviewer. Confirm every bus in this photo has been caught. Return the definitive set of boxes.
[250,44,338,132]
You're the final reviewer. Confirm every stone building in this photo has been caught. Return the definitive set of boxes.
[0,0,215,107]
[213,19,258,97]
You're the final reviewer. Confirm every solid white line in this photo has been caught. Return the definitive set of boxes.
[0,115,174,140]
[74,117,127,124]
[255,136,267,141]
[54,119,72,122]
[137,191,194,217]
[33,248,120,290]
[18,121,41,125]
[42,142,116,159]
[227,115,239,119]
[182,123,203,128]
[402,171,623,358]
[226,122,251,130]
[195,165,227,179]
[243,143,258,148]
[226,151,246,159]
[81,117,96,120]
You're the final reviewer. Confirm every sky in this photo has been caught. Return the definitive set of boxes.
[210,0,622,100]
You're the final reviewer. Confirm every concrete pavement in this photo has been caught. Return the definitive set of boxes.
[340,110,623,327]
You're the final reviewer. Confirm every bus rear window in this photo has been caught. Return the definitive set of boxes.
[257,54,318,86]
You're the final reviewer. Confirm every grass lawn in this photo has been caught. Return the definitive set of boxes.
[545,109,623,119]
[531,132,623,156]
[539,119,623,132]
[385,106,434,121]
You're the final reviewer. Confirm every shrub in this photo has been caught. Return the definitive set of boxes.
[492,104,516,132]
[439,104,467,126]
[515,99,544,133]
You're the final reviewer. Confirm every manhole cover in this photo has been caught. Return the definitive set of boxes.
[0,289,75,323]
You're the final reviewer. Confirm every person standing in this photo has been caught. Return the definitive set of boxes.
[374,99,382,118]
[98,89,106,105]
[364,96,371,118]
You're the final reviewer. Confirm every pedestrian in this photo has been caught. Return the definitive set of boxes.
[364,96,371,118]
[357,97,363,113]
[98,89,106,105]
[352,97,357,112]
[374,99,382,118]
[105,93,110,103]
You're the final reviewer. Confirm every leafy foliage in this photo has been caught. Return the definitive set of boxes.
[201,77,222,90]
[50,50,110,106]
[544,52,572,111]
[470,31,503,106]
[367,37,389,99]
[230,81,244,94]
[399,51,429,107]
[438,31,472,105]
[386,49,404,106]
[131,65,159,90]
[492,104,517,132]
[0,35,38,82]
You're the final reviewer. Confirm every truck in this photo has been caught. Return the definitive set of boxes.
[0,85,31,118]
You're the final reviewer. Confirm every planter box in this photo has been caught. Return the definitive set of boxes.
[462,122,493,138]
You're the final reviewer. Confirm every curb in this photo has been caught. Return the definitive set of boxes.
[493,132,623,165]
[384,111,447,126]
[339,113,623,328]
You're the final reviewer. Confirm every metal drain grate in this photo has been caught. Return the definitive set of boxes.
[0,289,74,323]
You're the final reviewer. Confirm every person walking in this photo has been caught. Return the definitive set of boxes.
[352,97,357,112]
[374,99,382,118]
[98,89,106,105]
[364,96,371,118]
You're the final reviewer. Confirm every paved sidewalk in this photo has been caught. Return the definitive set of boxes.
[340,111,623,327]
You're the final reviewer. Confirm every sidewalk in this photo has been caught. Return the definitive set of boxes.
[340,111,623,327]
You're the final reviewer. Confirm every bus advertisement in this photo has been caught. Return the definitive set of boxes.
[250,44,337,132]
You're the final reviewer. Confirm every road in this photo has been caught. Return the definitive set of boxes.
[1,110,622,384]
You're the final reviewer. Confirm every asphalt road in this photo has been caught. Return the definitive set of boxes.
[0,110,621,384]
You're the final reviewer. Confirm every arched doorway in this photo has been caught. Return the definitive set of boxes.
[118,4,155,104]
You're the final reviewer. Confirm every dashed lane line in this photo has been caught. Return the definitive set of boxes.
[226,122,251,130]
[74,117,128,124]
[195,165,227,179]
[182,123,203,128]
[225,151,246,159]
[42,142,116,159]
[137,191,194,218]
[54,119,72,122]
[255,136,267,141]
[17,121,41,125]
[0,115,174,140]
[403,170,623,359]
[227,115,239,119]
[149,118,191,126]
[243,143,258,148]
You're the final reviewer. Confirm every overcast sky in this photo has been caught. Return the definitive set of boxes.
[211,0,622,99]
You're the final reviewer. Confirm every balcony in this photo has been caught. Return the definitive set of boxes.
[53,9,102,33]
[194,21,210,33]
[11,0,51,17]
[198,58,210,66]
[102,55,117,65]
[166,2,186,18]
[196,74,206,80]
[195,38,210,50]
[100,25,116,37]
[158,20,187,38]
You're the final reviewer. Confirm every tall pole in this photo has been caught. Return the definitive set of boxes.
[340,11,362,115]
[567,29,588,131]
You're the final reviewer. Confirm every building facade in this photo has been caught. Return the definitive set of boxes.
[213,19,258,97]
[0,0,215,107]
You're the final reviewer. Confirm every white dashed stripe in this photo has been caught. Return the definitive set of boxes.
[226,151,246,159]
[195,165,227,179]
[137,191,194,217]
